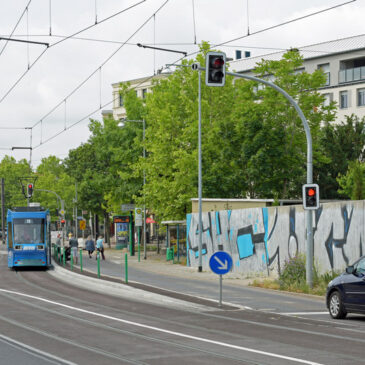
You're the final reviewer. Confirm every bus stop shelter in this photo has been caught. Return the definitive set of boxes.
[161,220,186,262]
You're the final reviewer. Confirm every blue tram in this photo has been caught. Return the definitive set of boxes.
[7,205,51,268]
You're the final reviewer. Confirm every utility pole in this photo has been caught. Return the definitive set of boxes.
[1,178,5,245]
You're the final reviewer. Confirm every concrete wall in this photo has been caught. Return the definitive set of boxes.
[186,200,365,276]
[191,199,273,213]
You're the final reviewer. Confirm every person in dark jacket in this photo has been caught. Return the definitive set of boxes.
[85,235,95,258]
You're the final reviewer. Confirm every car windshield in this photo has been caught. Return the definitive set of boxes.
[13,218,45,244]
[354,258,365,274]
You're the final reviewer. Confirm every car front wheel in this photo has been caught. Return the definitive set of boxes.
[329,291,347,319]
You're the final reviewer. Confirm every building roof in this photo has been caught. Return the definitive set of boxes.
[230,33,365,73]
[111,72,171,88]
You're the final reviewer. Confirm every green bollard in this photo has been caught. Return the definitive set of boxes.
[97,252,100,278]
[125,253,128,284]
[79,249,83,272]
[71,253,73,271]
[63,247,66,267]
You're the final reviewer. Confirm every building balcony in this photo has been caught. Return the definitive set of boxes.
[339,66,365,84]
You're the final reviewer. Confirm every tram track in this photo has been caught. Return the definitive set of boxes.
[0,286,266,365]
[1,253,365,364]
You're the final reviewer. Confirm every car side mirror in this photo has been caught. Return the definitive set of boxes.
[346,266,355,274]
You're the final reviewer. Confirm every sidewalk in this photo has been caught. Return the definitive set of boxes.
[79,247,264,287]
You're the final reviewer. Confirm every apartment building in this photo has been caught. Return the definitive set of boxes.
[111,73,169,121]
[230,34,365,122]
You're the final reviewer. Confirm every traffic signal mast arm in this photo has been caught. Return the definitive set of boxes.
[185,59,316,287]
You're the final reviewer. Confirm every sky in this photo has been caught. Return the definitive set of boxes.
[0,0,364,167]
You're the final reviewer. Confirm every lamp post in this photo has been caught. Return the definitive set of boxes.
[118,118,147,259]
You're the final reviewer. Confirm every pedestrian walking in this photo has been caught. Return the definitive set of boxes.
[85,235,95,258]
[68,233,79,264]
[96,235,105,260]
[56,233,61,246]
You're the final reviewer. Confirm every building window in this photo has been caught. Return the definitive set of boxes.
[340,91,348,109]
[358,88,365,106]
[318,63,330,86]
[142,88,148,99]
[119,94,124,107]
[323,93,333,107]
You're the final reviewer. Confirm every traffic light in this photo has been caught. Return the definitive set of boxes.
[61,219,66,227]
[27,183,34,198]
[303,184,320,210]
[205,51,226,87]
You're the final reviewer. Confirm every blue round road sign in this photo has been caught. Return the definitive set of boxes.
[209,251,233,275]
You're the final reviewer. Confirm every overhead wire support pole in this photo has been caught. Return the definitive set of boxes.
[0,37,49,47]
[137,43,187,56]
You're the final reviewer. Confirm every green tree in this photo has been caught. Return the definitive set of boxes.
[123,46,335,221]
[337,160,365,200]
[0,156,32,220]
[317,114,365,199]
[33,156,75,222]
[233,49,336,199]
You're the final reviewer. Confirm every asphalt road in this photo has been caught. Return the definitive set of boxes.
[79,250,327,317]
[1,248,365,364]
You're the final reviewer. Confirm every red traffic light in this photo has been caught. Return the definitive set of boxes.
[27,183,34,198]
[303,184,319,210]
[205,51,226,87]
[212,57,224,68]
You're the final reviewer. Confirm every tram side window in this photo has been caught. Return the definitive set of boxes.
[7,222,12,248]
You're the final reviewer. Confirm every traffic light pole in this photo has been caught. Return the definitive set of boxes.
[191,64,314,286]
[226,70,314,287]
[198,69,203,272]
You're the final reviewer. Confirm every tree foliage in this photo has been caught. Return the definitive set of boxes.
[317,115,365,199]
[4,44,362,227]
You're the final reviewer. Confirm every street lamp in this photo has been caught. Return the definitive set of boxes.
[118,118,147,259]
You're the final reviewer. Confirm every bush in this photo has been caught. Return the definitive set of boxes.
[279,254,306,290]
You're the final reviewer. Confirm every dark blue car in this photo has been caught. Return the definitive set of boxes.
[326,256,365,319]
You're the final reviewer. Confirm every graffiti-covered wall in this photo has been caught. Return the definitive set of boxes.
[186,200,365,275]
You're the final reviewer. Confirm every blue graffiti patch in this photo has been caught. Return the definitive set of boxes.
[195,248,207,258]
[237,234,254,259]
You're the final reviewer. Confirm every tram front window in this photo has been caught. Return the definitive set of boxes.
[13,218,45,244]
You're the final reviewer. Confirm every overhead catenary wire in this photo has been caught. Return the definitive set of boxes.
[3,34,358,55]
[0,0,32,58]
[49,0,52,35]
[246,0,250,36]
[170,0,357,66]
[31,0,170,130]
[0,0,147,106]
[32,73,156,151]
[192,0,197,44]
[2,0,358,155]
[26,6,30,69]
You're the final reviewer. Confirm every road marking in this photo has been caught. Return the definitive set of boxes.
[0,333,76,365]
[0,288,324,365]
[279,312,328,315]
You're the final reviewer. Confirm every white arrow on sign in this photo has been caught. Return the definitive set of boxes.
[214,255,228,270]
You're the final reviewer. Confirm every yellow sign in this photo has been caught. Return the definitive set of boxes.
[79,220,86,230]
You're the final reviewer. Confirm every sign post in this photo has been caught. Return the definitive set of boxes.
[209,251,233,307]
